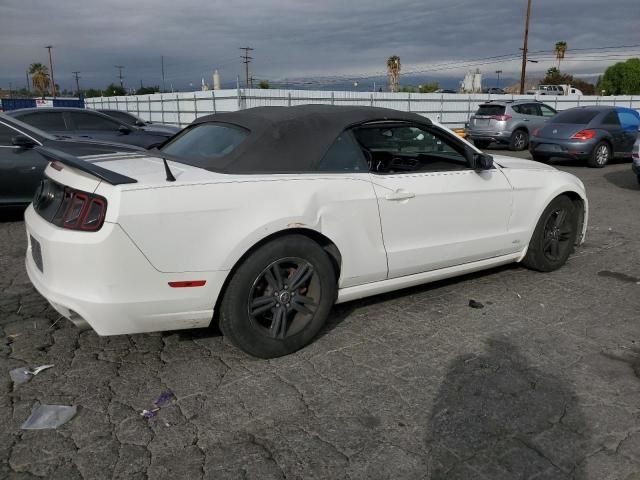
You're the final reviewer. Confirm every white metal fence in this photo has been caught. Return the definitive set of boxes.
[85,89,640,129]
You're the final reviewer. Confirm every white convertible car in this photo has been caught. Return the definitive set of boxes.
[24,105,588,358]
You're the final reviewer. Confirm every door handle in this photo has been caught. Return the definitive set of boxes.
[385,189,415,201]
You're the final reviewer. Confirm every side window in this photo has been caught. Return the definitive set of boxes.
[511,105,522,114]
[353,124,469,174]
[0,124,17,145]
[521,104,538,116]
[317,132,368,172]
[539,104,557,117]
[602,112,621,126]
[19,112,66,131]
[617,111,640,131]
[70,112,121,131]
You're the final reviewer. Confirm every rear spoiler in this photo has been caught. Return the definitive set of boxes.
[35,146,137,185]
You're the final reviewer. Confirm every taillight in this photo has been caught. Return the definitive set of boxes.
[490,114,512,121]
[53,188,107,231]
[570,129,597,141]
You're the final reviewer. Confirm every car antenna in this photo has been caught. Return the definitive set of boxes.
[162,156,176,182]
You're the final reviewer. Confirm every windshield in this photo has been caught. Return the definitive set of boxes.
[0,113,54,140]
[160,122,248,168]
[476,105,505,116]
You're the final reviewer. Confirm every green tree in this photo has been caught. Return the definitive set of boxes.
[84,88,103,98]
[136,85,160,95]
[418,82,439,93]
[597,58,640,95]
[554,41,567,72]
[28,63,50,98]
[103,83,126,96]
[258,80,270,89]
[542,67,573,85]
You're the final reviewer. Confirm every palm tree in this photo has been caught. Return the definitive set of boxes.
[554,41,567,72]
[28,63,50,98]
[387,55,401,93]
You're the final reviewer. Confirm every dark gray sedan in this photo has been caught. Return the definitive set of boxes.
[97,109,180,135]
[0,113,142,206]
[529,106,640,168]
[6,107,174,149]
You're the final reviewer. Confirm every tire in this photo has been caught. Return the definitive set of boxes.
[219,235,337,358]
[531,154,548,163]
[473,139,491,149]
[522,195,579,272]
[587,141,610,168]
[509,129,529,151]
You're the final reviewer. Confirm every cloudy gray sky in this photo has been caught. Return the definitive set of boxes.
[1,0,638,91]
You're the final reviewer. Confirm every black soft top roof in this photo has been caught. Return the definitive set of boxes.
[190,105,432,173]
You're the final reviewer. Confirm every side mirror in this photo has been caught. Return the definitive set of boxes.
[118,125,131,135]
[135,120,146,127]
[12,135,37,149]
[465,148,494,170]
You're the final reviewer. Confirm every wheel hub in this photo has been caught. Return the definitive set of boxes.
[278,290,292,306]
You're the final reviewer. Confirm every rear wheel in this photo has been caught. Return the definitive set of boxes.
[473,139,491,149]
[509,129,529,151]
[587,141,610,168]
[219,235,337,358]
[522,195,579,272]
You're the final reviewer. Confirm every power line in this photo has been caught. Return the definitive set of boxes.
[240,47,254,88]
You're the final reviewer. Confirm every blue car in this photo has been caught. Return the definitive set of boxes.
[529,106,640,168]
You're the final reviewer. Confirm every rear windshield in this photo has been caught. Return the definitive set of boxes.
[551,109,599,124]
[476,105,505,116]
[160,123,248,167]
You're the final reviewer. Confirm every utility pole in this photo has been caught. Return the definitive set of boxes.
[495,70,502,88]
[519,0,532,94]
[240,47,254,88]
[45,45,56,97]
[8,82,12,97]
[161,55,166,93]
[26,71,30,93]
[72,71,81,97]
[115,65,125,89]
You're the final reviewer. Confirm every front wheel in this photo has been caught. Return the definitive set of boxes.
[587,141,610,168]
[509,129,529,151]
[219,235,337,358]
[522,195,579,272]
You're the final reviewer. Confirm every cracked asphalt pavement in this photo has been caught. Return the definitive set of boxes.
[1,152,640,479]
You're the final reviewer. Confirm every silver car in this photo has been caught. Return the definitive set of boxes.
[467,100,557,151]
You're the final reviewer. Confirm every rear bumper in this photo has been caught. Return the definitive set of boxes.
[466,129,512,143]
[529,138,598,159]
[24,205,228,335]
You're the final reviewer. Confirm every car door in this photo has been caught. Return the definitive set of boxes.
[534,103,557,130]
[615,109,640,154]
[601,111,627,154]
[518,103,542,129]
[0,121,47,205]
[355,123,514,279]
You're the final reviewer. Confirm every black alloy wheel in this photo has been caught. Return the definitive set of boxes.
[219,235,337,358]
[522,195,579,272]
[248,258,320,340]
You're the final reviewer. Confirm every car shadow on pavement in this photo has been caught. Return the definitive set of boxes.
[316,263,521,341]
[0,206,26,223]
[603,169,640,191]
[426,335,590,479]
